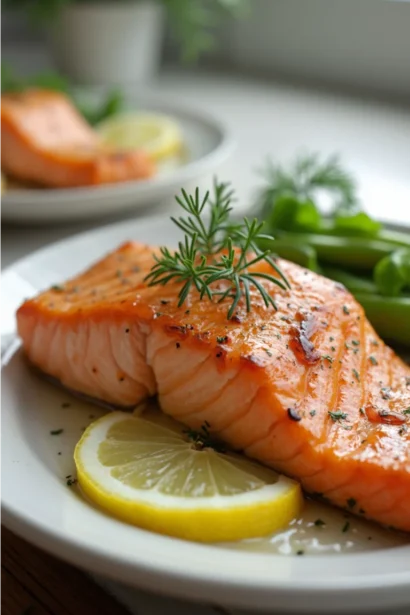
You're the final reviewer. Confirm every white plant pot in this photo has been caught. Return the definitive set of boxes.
[49,1,164,86]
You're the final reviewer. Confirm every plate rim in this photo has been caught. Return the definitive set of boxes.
[2,215,410,612]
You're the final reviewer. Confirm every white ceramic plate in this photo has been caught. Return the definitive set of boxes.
[2,216,410,614]
[1,96,233,224]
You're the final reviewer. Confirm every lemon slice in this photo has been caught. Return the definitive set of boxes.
[74,411,303,542]
[96,112,183,160]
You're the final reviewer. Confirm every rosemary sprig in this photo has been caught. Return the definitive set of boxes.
[145,180,290,319]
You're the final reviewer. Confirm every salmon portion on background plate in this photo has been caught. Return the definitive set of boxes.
[16,240,410,532]
[1,89,155,188]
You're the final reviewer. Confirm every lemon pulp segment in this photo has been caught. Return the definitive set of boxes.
[96,112,183,161]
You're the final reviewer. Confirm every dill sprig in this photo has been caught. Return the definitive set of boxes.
[256,152,357,218]
[145,180,290,319]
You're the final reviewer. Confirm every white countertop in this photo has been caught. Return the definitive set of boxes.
[2,68,410,615]
[2,68,410,269]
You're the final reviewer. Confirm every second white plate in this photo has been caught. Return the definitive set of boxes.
[1,94,233,224]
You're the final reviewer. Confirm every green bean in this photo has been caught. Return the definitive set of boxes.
[378,229,410,249]
[257,238,319,270]
[354,294,410,346]
[321,267,377,294]
[275,232,397,270]
[320,267,410,346]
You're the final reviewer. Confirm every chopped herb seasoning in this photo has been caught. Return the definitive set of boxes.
[369,356,378,365]
[329,336,335,342]
[331,346,336,352]
[217,336,228,344]
[309,410,317,417]
[61,402,71,409]
[352,368,360,382]
[322,355,333,363]
[343,305,350,315]
[328,410,348,422]
[380,387,391,400]
[184,422,225,452]
[345,342,351,350]
[406,377,410,387]
[154,312,163,318]
[276,333,281,339]
[264,349,273,357]
[403,407,410,415]
[260,325,267,331]
[50,428,63,435]
[347,498,356,508]
[342,521,350,533]
[314,518,326,527]
[51,284,64,292]
[287,407,302,422]
[66,477,78,487]
[351,340,360,346]
[359,407,365,415]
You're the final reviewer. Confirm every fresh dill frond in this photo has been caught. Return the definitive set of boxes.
[145,180,290,319]
[256,152,358,219]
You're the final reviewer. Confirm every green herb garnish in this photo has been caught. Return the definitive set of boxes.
[369,356,378,365]
[352,368,360,382]
[184,421,225,452]
[145,180,290,320]
[403,408,410,415]
[328,410,348,422]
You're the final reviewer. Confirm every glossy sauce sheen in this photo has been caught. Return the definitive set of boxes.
[1,90,155,187]
[17,241,410,532]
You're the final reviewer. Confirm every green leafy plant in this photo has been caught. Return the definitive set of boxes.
[4,0,246,62]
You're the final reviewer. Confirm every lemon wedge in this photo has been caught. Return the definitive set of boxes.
[74,411,303,542]
[96,112,183,161]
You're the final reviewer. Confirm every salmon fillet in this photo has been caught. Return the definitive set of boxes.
[16,242,410,531]
[1,90,155,188]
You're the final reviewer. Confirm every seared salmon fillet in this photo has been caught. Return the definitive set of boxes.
[17,242,410,531]
[1,90,155,188]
